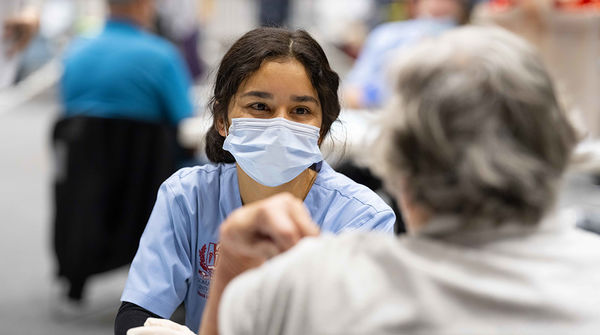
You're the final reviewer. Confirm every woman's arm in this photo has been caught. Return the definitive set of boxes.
[114,302,160,335]
[118,179,193,331]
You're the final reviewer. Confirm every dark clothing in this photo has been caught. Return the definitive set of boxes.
[259,0,290,27]
[52,116,183,300]
[115,302,159,335]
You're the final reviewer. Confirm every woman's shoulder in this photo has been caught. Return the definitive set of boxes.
[313,162,392,214]
[162,163,237,195]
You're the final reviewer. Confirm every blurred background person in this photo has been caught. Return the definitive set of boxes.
[473,0,600,139]
[176,26,600,335]
[54,0,194,313]
[343,0,473,109]
[258,0,291,27]
[154,0,205,82]
[1,0,42,89]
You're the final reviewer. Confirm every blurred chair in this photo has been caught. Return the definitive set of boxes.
[52,116,182,304]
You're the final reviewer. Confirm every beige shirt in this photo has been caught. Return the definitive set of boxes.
[220,216,600,335]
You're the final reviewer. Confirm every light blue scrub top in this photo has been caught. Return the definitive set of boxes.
[121,161,395,332]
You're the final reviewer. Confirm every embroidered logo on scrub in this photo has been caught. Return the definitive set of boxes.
[197,242,220,299]
[199,242,220,279]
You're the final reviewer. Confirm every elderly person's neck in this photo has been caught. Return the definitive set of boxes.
[398,190,430,233]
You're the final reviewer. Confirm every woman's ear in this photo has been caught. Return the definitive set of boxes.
[216,117,228,137]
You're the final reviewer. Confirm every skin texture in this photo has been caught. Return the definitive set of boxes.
[109,0,156,28]
[394,180,429,233]
[414,0,464,20]
[217,58,322,204]
[217,58,322,134]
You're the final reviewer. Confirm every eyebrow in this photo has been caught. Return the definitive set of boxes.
[291,95,319,105]
[241,91,273,99]
[240,91,319,105]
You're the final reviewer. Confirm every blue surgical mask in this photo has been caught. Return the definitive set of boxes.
[223,117,323,187]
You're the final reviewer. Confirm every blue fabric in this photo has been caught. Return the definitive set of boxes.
[60,19,193,125]
[121,161,395,332]
[345,18,455,107]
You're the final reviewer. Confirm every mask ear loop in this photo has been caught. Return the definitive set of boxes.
[219,117,230,137]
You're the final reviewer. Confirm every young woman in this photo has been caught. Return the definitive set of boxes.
[115,27,395,334]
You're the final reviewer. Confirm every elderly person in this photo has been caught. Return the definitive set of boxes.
[128,26,600,335]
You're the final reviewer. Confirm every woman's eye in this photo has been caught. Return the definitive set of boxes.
[294,107,310,115]
[249,103,268,111]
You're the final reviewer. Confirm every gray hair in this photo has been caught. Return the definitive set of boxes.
[373,26,577,225]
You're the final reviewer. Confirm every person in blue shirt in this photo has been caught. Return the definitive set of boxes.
[344,0,473,109]
[52,0,194,313]
[61,0,193,125]
[115,27,396,335]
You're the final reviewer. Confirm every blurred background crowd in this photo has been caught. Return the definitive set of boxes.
[1,0,600,334]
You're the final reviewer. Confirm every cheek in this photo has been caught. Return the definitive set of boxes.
[310,118,322,129]
[227,103,245,119]
[313,109,324,128]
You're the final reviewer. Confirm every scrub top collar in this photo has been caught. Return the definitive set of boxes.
[219,161,327,224]
[219,165,243,220]
[303,161,324,206]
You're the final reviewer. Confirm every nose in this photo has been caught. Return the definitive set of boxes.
[273,106,288,120]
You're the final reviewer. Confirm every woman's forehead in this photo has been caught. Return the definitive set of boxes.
[236,59,318,98]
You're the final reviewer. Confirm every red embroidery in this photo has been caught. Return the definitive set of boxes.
[198,242,219,280]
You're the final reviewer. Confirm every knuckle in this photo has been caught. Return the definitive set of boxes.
[280,231,296,244]
[280,192,296,202]
[219,221,231,238]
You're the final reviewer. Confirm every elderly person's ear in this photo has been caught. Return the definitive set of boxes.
[391,178,430,233]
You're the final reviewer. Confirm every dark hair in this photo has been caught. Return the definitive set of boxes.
[205,27,341,163]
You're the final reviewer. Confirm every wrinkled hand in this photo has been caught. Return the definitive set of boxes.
[199,193,320,335]
[217,192,320,281]
[2,10,39,57]
[127,318,195,335]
